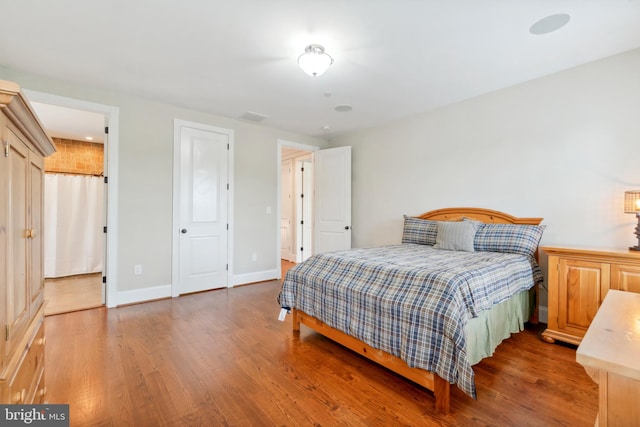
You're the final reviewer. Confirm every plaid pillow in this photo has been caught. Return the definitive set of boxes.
[473,223,545,257]
[401,216,438,246]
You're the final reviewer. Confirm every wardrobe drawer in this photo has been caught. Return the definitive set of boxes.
[5,320,45,404]
[33,367,46,404]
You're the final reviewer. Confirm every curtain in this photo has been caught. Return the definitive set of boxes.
[44,174,104,278]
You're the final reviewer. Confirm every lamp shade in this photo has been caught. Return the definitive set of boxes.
[298,44,333,77]
[624,190,640,213]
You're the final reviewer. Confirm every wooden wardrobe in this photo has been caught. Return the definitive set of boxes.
[0,80,56,403]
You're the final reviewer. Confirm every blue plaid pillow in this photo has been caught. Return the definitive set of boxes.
[473,223,545,257]
[401,216,438,246]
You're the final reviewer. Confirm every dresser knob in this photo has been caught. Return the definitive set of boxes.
[15,388,26,403]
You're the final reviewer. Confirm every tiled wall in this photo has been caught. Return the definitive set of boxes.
[45,138,104,175]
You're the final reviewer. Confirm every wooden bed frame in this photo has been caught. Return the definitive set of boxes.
[291,207,543,414]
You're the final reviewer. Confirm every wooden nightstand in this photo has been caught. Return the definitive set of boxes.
[541,246,640,345]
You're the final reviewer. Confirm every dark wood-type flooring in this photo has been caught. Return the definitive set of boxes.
[45,279,598,426]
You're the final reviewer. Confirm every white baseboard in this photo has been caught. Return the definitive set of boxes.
[538,305,548,324]
[116,284,172,306]
[231,269,279,287]
[113,271,279,306]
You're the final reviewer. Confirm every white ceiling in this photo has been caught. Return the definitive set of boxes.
[2,1,640,140]
[30,102,106,143]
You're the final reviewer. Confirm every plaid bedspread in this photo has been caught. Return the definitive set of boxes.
[279,243,543,399]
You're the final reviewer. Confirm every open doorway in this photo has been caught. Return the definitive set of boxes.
[26,89,119,309]
[278,140,319,278]
[30,101,107,315]
[278,143,353,279]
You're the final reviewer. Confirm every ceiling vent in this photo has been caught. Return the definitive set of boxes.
[241,111,269,122]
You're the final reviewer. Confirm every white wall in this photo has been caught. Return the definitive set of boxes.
[329,48,640,311]
[0,66,327,301]
[3,48,639,307]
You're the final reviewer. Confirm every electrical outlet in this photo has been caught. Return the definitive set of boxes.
[134,264,142,275]
[251,253,257,262]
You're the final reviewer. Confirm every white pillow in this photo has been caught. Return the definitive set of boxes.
[434,221,479,252]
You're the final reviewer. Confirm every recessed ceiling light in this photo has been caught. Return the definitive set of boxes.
[334,104,352,112]
[529,13,571,35]
[321,125,331,131]
[85,136,94,140]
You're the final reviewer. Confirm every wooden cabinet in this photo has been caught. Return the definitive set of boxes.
[577,290,640,427]
[541,246,640,345]
[610,262,640,293]
[0,80,55,403]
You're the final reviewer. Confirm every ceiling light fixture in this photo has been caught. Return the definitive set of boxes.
[298,44,333,77]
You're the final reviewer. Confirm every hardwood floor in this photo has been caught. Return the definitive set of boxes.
[44,279,598,426]
[281,259,295,278]
[44,273,104,316]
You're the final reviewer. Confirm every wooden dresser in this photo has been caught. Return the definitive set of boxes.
[577,290,640,427]
[541,246,640,345]
[0,80,56,404]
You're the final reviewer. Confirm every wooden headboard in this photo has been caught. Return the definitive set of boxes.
[417,207,543,226]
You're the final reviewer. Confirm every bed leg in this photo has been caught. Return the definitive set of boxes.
[433,375,450,414]
[292,309,301,332]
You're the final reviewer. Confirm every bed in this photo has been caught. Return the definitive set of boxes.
[279,207,545,413]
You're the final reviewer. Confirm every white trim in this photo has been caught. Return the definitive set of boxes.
[23,89,120,308]
[116,284,171,306]
[172,121,180,296]
[276,139,319,278]
[231,270,278,287]
[227,133,235,287]
[172,119,234,297]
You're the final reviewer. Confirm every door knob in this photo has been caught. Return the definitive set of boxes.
[345,226,350,230]
[181,229,187,234]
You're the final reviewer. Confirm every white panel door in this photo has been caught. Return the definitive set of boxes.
[313,146,351,254]
[179,126,228,294]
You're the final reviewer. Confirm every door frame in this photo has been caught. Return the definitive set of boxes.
[23,89,119,308]
[172,119,234,296]
[295,156,313,263]
[276,139,319,278]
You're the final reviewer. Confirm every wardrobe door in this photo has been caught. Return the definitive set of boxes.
[6,127,31,351]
